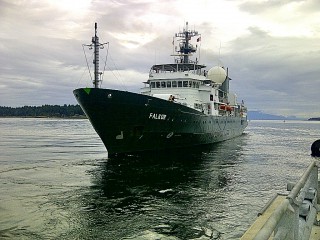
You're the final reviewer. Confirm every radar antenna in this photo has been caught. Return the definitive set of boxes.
[174,22,200,63]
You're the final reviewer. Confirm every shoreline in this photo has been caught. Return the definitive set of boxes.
[0,115,87,119]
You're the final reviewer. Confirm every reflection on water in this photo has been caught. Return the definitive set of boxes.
[62,139,248,240]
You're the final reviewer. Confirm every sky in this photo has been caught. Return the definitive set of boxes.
[1,0,320,118]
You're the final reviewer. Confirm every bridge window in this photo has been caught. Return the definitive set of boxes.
[183,81,188,87]
[172,81,177,87]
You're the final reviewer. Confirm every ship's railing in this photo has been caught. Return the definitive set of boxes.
[250,160,319,240]
[149,63,207,76]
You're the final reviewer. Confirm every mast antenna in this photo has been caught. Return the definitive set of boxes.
[174,22,199,64]
[83,23,108,88]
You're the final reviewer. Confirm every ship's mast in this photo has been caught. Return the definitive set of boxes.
[93,23,99,88]
[184,22,190,63]
[175,22,199,63]
[83,23,108,88]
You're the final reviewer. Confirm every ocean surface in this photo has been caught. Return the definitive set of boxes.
[0,118,319,239]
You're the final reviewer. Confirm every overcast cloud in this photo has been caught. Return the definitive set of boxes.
[0,0,319,118]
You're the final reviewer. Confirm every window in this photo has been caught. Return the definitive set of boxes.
[151,82,155,88]
[172,81,177,87]
[161,81,166,88]
[210,94,213,101]
[166,81,171,88]
[178,81,182,87]
[156,82,161,88]
[183,81,188,87]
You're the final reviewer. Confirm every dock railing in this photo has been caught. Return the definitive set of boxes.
[250,161,319,240]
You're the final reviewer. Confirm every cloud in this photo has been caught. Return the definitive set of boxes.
[239,0,320,38]
[221,26,320,117]
[0,0,319,118]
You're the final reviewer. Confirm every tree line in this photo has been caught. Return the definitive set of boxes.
[0,104,86,118]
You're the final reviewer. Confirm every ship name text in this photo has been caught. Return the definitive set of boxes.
[149,113,167,120]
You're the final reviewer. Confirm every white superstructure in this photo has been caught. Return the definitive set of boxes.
[140,22,246,118]
[141,64,246,118]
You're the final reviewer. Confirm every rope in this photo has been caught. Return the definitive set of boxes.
[101,42,109,82]
[82,44,93,82]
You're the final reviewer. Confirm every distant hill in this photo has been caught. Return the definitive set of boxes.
[0,105,86,118]
[308,117,320,121]
[248,111,299,120]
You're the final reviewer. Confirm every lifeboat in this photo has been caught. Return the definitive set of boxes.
[219,105,226,110]
[219,105,233,111]
[226,106,232,111]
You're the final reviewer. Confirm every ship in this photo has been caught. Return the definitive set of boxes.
[74,22,248,157]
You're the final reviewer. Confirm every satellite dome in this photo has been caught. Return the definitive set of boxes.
[207,66,227,84]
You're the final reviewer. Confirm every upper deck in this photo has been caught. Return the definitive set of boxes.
[151,63,206,72]
[149,63,208,81]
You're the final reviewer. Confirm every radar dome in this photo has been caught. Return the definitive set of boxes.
[207,66,227,84]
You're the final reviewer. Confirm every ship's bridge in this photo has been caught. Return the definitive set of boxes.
[148,63,207,84]
[141,63,213,113]
[150,63,206,72]
[149,63,207,80]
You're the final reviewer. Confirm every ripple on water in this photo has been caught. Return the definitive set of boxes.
[1,119,320,239]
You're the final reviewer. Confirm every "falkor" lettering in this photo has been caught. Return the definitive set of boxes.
[149,113,167,120]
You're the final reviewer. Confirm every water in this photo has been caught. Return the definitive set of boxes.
[0,118,319,239]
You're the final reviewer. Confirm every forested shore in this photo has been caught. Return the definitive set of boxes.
[0,105,86,118]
